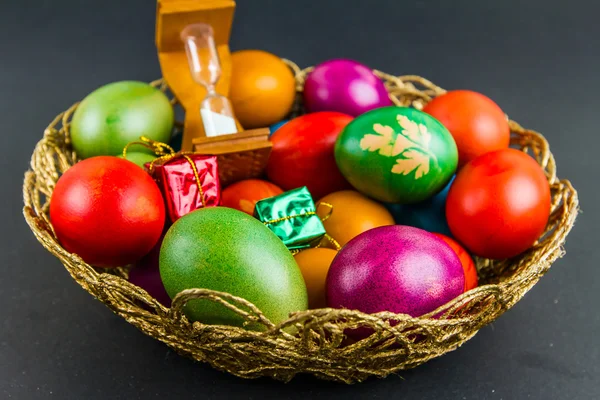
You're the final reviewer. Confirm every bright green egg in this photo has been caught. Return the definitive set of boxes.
[335,106,458,204]
[118,151,157,169]
[70,81,174,159]
[159,207,308,329]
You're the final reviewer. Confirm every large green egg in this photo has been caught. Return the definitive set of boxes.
[335,106,458,204]
[71,81,174,159]
[159,207,308,329]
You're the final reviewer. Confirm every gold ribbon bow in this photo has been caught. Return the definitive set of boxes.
[315,202,341,251]
[123,137,207,207]
[265,201,341,255]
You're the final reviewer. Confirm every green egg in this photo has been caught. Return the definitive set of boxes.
[159,207,308,329]
[118,151,157,169]
[335,106,458,204]
[71,81,174,159]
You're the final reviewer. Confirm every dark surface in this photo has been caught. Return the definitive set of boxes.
[1,0,598,399]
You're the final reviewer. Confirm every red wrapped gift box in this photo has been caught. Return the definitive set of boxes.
[151,153,221,222]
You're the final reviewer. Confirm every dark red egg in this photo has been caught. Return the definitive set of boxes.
[266,111,353,200]
[433,233,478,291]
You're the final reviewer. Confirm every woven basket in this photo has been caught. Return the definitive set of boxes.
[23,62,579,384]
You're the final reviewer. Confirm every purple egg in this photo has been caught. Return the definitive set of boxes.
[304,59,392,117]
[128,234,171,307]
[326,225,464,317]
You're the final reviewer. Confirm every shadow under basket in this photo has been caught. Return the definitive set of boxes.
[22,62,579,384]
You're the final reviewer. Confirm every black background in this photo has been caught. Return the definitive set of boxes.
[1,0,598,399]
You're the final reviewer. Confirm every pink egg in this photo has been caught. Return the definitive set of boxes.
[326,225,464,317]
[304,59,392,117]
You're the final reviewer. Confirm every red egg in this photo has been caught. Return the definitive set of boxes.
[50,156,165,267]
[423,90,510,167]
[221,179,284,215]
[446,149,551,259]
[433,233,478,291]
[267,112,353,200]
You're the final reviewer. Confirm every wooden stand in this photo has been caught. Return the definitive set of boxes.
[156,0,272,185]
[155,0,236,151]
[193,129,272,186]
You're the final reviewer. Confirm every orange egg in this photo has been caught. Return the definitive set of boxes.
[316,190,395,246]
[230,50,296,129]
[433,233,478,291]
[294,248,338,309]
[221,179,284,215]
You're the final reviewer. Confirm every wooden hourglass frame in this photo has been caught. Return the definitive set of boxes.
[156,0,271,186]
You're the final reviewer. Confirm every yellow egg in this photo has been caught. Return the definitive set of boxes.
[294,248,338,309]
[230,50,296,129]
[317,190,395,246]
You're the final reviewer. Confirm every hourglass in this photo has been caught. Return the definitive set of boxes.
[181,23,238,137]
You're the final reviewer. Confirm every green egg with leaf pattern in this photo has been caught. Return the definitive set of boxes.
[334,106,458,204]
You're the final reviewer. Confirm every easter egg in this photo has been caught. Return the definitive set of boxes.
[269,120,289,136]
[326,226,464,317]
[384,176,454,236]
[423,90,510,167]
[159,207,308,328]
[129,234,171,306]
[294,248,338,309]
[304,59,392,117]
[446,148,551,259]
[433,233,478,291]
[118,151,157,169]
[267,111,353,200]
[50,156,165,267]
[316,190,394,246]
[220,179,284,215]
[71,81,174,159]
[230,50,296,129]
[335,106,458,204]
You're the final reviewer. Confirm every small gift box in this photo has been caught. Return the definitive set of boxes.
[254,186,326,250]
[135,138,220,222]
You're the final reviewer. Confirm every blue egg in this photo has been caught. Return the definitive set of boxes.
[385,176,455,237]
[269,120,289,136]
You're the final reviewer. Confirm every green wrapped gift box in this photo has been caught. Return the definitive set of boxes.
[254,187,326,250]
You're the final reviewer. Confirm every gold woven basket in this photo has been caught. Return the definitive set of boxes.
[22,62,579,384]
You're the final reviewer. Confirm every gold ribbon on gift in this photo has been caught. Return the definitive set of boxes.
[262,211,317,226]
[262,201,341,255]
[315,202,341,251]
[122,136,207,207]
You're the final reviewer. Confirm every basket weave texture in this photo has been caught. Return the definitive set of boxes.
[23,62,579,384]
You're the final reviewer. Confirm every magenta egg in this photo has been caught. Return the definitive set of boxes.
[326,225,464,317]
[303,59,392,117]
[128,234,171,307]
